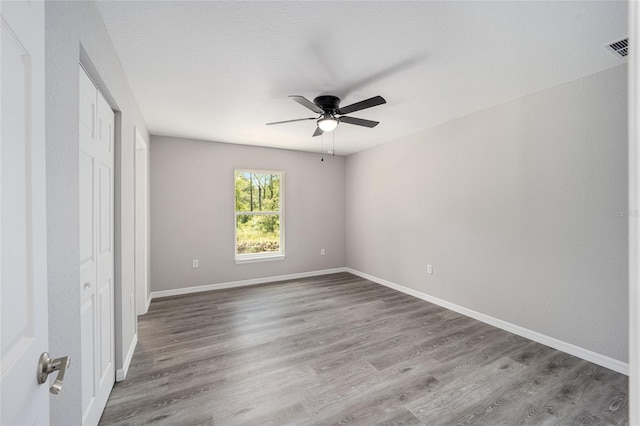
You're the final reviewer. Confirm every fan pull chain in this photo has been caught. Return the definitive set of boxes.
[332,131,335,157]
[321,133,324,162]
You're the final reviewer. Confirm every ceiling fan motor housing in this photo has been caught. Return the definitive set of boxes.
[314,95,341,113]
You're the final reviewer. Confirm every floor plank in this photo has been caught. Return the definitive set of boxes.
[99,272,628,425]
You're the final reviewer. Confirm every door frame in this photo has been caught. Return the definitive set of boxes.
[134,128,149,316]
[80,49,141,388]
[629,2,639,424]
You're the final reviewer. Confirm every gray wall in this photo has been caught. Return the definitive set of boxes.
[45,2,149,423]
[150,136,345,292]
[345,65,628,363]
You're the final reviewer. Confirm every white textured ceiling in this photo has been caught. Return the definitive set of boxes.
[96,1,627,155]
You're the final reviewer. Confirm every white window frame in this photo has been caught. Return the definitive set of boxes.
[234,169,285,264]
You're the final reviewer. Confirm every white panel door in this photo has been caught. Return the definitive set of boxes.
[79,66,115,426]
[0,1,49,425]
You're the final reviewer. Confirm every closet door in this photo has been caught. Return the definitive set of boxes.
[79,65,115,425]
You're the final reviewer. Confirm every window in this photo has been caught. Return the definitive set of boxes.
[234,170,284,263]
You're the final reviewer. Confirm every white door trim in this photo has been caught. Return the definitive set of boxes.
[628,1,639,424]
[134,128,149,316]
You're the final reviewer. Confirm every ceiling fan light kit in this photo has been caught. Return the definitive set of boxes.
[317,114,338,132]
[266,94,386,137]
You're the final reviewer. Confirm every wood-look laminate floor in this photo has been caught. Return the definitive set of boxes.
[99,273,628,425]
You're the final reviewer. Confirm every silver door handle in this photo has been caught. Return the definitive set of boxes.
[37,352,70,394]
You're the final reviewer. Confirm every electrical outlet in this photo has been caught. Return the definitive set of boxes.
[321,249,325,256]
[427,264,433,275]
[193,259,199,268]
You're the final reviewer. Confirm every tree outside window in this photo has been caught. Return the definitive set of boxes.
[234,170,284,261]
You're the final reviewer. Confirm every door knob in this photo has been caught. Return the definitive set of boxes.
[37,352,70,394]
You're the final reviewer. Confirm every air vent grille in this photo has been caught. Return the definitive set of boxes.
[606,38,628,58]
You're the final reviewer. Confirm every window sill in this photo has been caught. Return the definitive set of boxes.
[235,254,285,264]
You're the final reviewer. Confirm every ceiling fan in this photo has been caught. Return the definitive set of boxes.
[266,95,386,137]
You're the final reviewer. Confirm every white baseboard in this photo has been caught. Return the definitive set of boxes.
[116,332,138,382]
[149,267,348,300]
[145,293,152,313]
[346,268,629,376]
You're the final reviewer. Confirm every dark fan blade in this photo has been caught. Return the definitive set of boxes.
[336,95,386,115]
[289,95,324,114]
[312,127,324,137]
[266,117,316,125]
[339,116,379,128]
